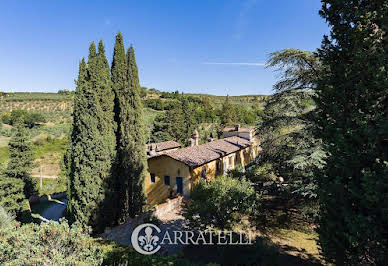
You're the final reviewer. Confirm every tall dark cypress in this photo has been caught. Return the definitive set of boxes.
[68,41,116,231]
[126,45,148,216]
[112,34,147,221]
[111,33,130,222]
[315,1,388,264]
[96,40,117,224]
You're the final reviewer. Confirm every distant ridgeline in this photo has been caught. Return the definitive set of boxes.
[0,91,268,113]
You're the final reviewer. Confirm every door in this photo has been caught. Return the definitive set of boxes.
[176,177,183,195]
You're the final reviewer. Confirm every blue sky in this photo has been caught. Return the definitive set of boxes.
[0,0,329,95]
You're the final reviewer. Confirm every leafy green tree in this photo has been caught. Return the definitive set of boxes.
[150,97,199,146]
[24,111,46,128]
[4,120,36,198]
[184,175,258,230]
[150,113,173,143]
[221,95,237,126]
[9,110,27,125]
[255,49,325,199]
[315,1,388,264]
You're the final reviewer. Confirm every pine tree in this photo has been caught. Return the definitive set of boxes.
[68,41,116,231]
[4,120,36,198]
[315,1,388,264]
[0,175,25,214]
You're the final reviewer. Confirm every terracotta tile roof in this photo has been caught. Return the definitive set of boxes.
[148,140,181,152]
[164,136,252,167]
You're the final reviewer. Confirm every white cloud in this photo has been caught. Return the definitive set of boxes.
[202,62,265,66]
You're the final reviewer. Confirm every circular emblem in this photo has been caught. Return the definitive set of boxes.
[131,223,161,255]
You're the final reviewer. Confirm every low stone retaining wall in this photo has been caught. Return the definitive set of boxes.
[154,196,184,219]
[29,192,67,205]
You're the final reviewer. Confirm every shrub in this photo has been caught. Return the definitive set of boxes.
[0,205,15,230]
[0,112,11,124]
[9,109,28,125]
[0,219,104,265]
[24,111,47,128]
[184,175,259,230]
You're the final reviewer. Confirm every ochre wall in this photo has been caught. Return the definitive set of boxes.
[191,160,218,186]
[146,156,190,205]
[146,138,261,205]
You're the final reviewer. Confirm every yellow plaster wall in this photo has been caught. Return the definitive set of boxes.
[191,160,218,186]
[146,139,261,205]
[146,155,191,205]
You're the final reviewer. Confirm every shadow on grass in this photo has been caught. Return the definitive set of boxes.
[183,236,322,266]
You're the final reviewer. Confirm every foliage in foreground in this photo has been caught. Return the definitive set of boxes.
[315,1,388,264]
[257,49,325,199]
[0,175,25,214]
[0,219,104,265]
[0,205,15,230]
[184,175,258,230]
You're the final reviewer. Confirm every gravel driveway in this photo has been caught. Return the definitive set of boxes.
[102,201,190,255]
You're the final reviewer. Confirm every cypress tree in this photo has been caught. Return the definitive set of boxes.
[111,33,129,222]
[315,1,388,264]
[126,45,148,216]
[4,120,36,198]
[68,56,97,227]
[95,40,117,225]
[111,32,127,129]
[68,41,116,231]
[112,35,148,221]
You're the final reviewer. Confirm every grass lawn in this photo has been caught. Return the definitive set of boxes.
[34,177,67,196]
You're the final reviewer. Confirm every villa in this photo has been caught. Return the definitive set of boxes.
[145,125,260,205]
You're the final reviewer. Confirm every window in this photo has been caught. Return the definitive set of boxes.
[216,160,221,175]
[150,173,156,183]
[229,155,234,168]
[164,176,170,186]
[201,167,207,180]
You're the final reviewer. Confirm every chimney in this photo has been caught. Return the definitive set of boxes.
[235,124,240,131]
[187,138,194,147]
[148,143,157,156]
[192,130,199,146]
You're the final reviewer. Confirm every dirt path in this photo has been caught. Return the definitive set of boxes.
[102,201,189,255]
[31,175,58,179]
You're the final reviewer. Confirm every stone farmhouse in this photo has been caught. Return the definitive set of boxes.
[145,125,260,205]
